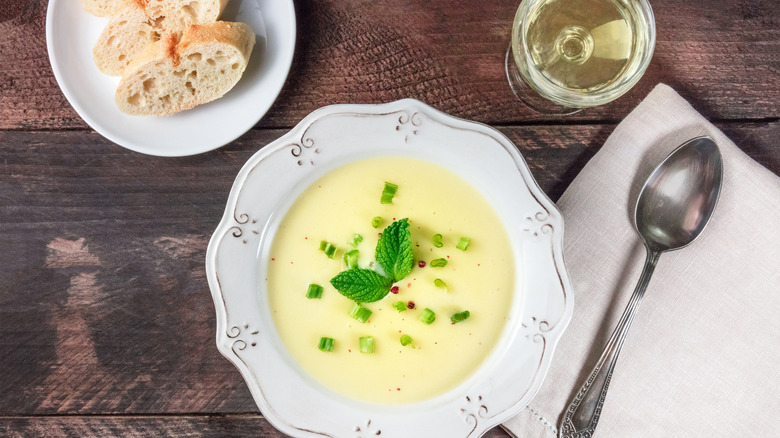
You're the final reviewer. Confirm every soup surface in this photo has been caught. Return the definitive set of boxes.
[266,157,515,404]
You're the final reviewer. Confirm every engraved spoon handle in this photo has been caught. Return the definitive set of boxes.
[559,249,661,438]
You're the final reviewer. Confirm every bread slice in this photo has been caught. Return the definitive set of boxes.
[93,0,229,76]
[81,0,126,17]
[92,1,155,76]
[115,21,255,116]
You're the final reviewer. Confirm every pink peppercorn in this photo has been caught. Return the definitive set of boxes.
[390,286,399,294]
[418,261,426,268]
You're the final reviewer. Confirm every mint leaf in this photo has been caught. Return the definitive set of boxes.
[375,218,414,282]
[330,269,393,303]
[328,218,413,303]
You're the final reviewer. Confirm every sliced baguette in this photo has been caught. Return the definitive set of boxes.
[93,0,155,76]
[81,0,126,17]
[93,0,229,76]
[115,21,255,116]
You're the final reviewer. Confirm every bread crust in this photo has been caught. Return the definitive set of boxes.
[179,22,255,60]
[81,0,127,17]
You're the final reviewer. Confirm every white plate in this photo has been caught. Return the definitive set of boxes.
[206,100,574,437]
[46,0,296,156]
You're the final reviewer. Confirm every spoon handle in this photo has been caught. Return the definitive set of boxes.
[559,249,661,438]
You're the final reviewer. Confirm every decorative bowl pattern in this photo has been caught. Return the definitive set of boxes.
[206,99,573,437]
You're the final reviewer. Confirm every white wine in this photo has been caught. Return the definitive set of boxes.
[509,0,654,108]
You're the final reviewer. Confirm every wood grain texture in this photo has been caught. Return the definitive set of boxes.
[1,122,776,418]
[1,416,287,438]
[2,0,778,435]
[0,416,513,438]
[1,0,778,130]
[0,125,600,415]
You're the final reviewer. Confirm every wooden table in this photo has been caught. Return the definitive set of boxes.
[1,0,777,436]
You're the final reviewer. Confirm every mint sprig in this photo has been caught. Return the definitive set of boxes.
[330,268,394,303]
[329,218,414,302]
[375,218,414,282]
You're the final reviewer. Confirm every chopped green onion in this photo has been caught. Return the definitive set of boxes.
[349,233,363,247]
[433,278,448,292]
[349,302,372,323]
[393,301,407,312]
[359,336,375,353]
[319,240,337,259]
[432,233,443,248]
[400,334,413,346]
[419,308,436,325]
[306,283,323,299]
[430,258,448,268]
[371,216,384,228]
[318,337,335,352]
[451,310,471,323]
[380,182,398,204]
[456,237,471,251]
[343,249,359,269]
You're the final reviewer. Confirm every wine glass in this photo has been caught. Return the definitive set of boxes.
[506,0,656,114]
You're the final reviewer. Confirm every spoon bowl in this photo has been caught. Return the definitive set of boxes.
[560,136,723,438]
[636,137,723,253]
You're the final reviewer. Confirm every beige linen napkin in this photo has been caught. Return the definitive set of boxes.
[503,84,780,437]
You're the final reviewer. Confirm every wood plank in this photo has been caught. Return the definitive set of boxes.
[0,416,514,437]
[1,416,286,438]
[0,122,776,416]
[1,0,778,130]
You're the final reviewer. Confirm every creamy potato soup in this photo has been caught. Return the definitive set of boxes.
[266,157,515,404]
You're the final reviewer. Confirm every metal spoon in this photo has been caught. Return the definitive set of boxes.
[559,136,723,438]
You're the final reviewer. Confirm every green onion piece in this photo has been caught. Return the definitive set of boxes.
[380,182,398,204]
[393,301,407,312]
[371,216,384,228]
[319,240,337,259]
[359,336,375,353]
[306,283,323,299]
[343,249,359,270]
[400,334,413,346]
[318,337,335,352]
[419,308,436,325]
[349,302,372,323]
[349,233,363,247]
[456,237,471,251]
[451,310,471,323]
[433,278,448,292]
[432,233,443,248]
[430,258,448,268]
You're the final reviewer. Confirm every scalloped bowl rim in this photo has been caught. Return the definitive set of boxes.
[205,99,574,437]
